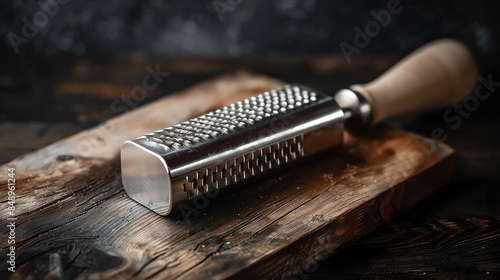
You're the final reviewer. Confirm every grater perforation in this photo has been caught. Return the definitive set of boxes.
[143,85,318,151]
[181,134,305,199]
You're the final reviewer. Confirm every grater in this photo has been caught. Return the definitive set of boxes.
[121,39,478,216]
[121,85,361,215]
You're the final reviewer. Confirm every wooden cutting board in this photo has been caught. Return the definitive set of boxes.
[0,73,453,279]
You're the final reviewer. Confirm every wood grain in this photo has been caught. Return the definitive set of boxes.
[0,73,453,279]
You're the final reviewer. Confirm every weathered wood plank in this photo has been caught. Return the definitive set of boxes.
[0,73,453,279]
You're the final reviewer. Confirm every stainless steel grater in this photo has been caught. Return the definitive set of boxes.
[121,85,369,215]
[121,40,479,216]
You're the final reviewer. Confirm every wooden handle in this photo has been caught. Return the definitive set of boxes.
[351,39,478,125]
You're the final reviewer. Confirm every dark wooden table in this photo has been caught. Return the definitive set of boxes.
[1,56,499,278]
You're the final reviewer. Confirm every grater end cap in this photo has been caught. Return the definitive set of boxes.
[121,140,172,215]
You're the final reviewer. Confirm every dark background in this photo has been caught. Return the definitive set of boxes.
[1,0,498,57]
[1,0,500,123]
[1,0,499,278]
